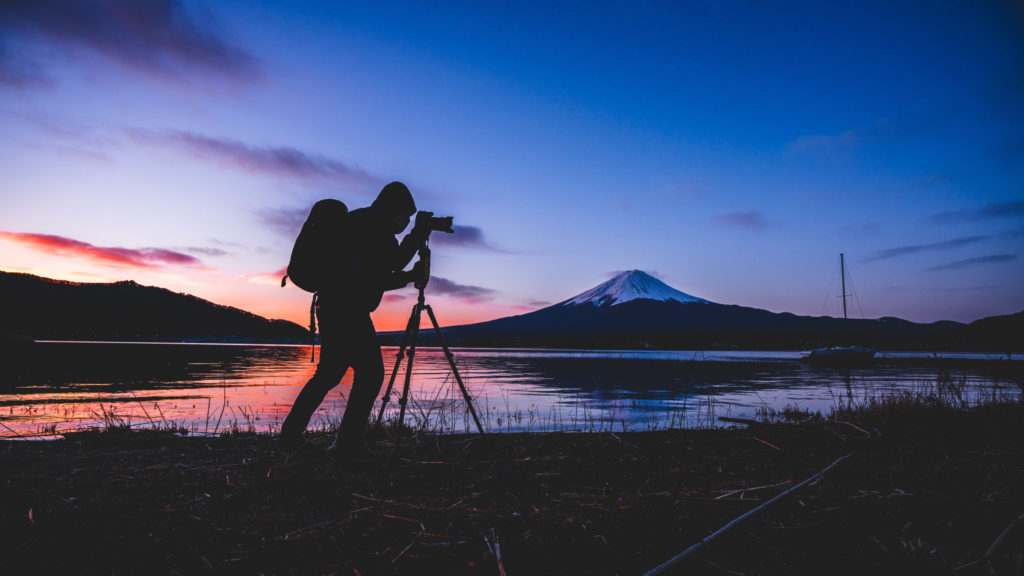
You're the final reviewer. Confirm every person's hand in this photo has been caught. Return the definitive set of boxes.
[410,211,432,242]
[409,259,426,284]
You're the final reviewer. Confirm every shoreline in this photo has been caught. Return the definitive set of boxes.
[12,338,1022,356]
[2,402,1021,575]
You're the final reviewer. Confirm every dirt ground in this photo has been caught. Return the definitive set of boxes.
[2,403,1022,575]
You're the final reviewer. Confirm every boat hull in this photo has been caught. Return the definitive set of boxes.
[800,345,876,364]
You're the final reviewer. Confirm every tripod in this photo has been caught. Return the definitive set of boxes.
[375,246,485,436]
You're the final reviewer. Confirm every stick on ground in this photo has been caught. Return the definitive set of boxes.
[643,452,854,576]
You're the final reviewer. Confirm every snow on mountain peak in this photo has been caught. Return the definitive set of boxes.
[562,270,710,307]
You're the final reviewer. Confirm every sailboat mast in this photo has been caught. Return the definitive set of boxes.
[840,253,848,321]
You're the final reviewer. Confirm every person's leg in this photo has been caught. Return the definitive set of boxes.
[280,314,349,447]
[334,314,385,449]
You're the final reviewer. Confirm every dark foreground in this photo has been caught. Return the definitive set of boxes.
[2,404,1022,575]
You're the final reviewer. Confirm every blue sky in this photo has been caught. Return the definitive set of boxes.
[1,0,1021,329]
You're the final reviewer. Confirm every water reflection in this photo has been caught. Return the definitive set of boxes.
[0,343,1020,437]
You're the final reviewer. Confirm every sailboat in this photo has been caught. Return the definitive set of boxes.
[801,254,876,363]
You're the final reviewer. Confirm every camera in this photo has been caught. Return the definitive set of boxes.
[416,211,454,234]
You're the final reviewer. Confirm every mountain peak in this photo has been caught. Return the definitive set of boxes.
[562,270,710,307]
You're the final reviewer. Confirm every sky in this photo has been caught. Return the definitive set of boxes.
[1,0,1022,331]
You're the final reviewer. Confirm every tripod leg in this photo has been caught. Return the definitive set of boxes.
[376,303,419,426]
[424,304,486,436]
[396,304,422,431]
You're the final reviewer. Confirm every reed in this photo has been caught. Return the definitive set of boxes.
[2,368,1019,439]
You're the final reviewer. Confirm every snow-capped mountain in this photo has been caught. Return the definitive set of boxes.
[562,270,709,307]
[385,269,967,350]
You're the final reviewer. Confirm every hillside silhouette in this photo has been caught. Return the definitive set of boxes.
[0,271,308,342]
[395,271,1022,352]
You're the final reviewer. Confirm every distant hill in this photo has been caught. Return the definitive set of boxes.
[962,310,1024,355]
[393,270,1020,352]
[0,271,309,342]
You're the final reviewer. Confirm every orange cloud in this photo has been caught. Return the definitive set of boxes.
[242,267,288,286]
[0,231,206,269]
[0,266,115,283]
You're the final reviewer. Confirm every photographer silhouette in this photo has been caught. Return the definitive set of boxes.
[279,181,427,458]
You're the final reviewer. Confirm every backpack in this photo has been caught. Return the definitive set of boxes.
[280,198,348,361]
[281,198,349,293]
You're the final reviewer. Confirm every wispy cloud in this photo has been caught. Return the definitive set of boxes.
[52,145,113,162]
[0,0,259,87]
[381,293,411,304]
[928,285,999,293]
[428,225,505,251]
[607,269,665,280]
[127,128,381,186]
[184,246,229,257]
[0,231,207,270]
[866,235,988,262]
[258,206,309,237]
[3,110,119,159]
[882,284,999,293]
[928,200,1024,224]
[925,254,1017,272]
[0,50,49,87]
[782,115,947,159]
[908,173,955,191]
[242,267,287,286]
[714,211,768,231]
[209,237,270,254]
[427,276,495,303]
[783,129,863,156]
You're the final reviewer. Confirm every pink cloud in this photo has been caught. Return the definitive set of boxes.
[381,293,412,304]
[0,231,206,269]
[242,267,288,286]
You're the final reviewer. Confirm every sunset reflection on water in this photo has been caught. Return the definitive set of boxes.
[1,342,1020,438]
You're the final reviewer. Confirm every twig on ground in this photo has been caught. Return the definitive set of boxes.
[838,421,871,437]
[643,452,855,576]
[276,519,342,541]
[715,480,793,500]
[352,492,426,510]
[392,538,418,564]
[954,512,1024,572]
[485,528,507,576]
[752,436,781,451]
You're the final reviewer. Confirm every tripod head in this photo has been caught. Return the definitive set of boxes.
[410,211,453,292]
[414,243,431,291]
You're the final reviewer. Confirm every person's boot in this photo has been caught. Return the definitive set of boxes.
[327,434,372,461]
[278,431,306,454]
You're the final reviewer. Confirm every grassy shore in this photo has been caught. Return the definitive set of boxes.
[2,398,1022,575]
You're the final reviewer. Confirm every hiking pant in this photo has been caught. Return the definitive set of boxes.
[280,307,384,445]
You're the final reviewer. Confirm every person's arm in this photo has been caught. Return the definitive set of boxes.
[381,262,422,291]
[393,216,430,271]
[380,234,424,292]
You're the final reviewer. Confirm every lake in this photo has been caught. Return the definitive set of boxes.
[1,342,1020,438]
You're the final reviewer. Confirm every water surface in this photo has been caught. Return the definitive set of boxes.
[1,342,1019,437]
